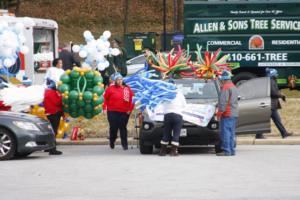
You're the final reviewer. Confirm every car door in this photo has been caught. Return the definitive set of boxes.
[236,77,271,134]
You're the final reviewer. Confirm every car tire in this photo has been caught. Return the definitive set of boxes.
[139,138,153,154]
[0,128,17,161]
[232,72,257,86]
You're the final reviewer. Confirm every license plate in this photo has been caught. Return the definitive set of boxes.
[180,129,187,137]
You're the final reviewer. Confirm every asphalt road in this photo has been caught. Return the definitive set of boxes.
[1,145,300,200]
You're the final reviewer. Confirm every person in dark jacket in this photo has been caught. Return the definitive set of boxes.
[111,38,127,77]
[44,79,63,155]
[59,43,81,70]
[256,68,293,139]
[217,70,239,156]
[103,73,134,150]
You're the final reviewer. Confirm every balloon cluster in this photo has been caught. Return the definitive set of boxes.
[33,52,54,62]
[191,44,239,79]
[124,70,177,111]
[56,118,70,139]
[58,67,104,119]
[148,45,191,79]
[29,105,47,119]
[0,20,29,68]
[72,30,120,71]
[147,44,240,80]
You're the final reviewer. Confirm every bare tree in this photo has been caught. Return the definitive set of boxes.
[123,0,130,38]
[177,0,183,32]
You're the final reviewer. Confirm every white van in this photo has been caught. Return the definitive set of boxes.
[0,10,58,85]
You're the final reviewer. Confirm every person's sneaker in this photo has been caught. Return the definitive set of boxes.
[49,149,63,155]
[282,132,293,138]
[122,145,128,150]
[216,151,231,156]
[110,142,115,149]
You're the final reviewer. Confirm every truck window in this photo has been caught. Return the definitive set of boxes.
[33,28,55,72]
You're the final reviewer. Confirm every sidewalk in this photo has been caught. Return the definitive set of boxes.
[57,136,300,145]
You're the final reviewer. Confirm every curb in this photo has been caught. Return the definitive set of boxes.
[57,136,300,145]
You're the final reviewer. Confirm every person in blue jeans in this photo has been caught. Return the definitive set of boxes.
[217,70,239,156]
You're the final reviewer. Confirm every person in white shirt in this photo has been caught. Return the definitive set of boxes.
[44,58,65,85]
[159,81,187,156]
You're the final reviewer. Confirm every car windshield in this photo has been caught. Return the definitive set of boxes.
[127,55,146,65]
[175,79,218,99]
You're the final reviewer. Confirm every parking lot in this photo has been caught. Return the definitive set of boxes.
[1,145,300,200]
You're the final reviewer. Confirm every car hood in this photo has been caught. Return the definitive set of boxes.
[0,111,46,123]
[186,98,218,105]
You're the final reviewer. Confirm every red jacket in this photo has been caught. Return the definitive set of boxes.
[104,85,134,113]
[44,89,63,115]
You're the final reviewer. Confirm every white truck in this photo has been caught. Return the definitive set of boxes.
[0,10,58,85]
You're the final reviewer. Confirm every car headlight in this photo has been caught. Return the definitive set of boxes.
[13,121,40,131]
[144,123,150,130]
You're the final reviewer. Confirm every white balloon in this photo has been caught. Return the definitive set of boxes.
[0,48,13,57]
[18,35,26,43]
[20,46,29,54]
[97,63,106,71]
[96,52,104,60]
[104,41,110,48]
[4,58,15,67]
[0,21,9,29]
[82,62,90,68]
[79,50,88,58]
[103,30,111,40]
[111,48,120,56]
[102,48,109,56]
[104,60,109,68]
[96,40,106,50]
[72,45,80,53]
[83,30,92,38]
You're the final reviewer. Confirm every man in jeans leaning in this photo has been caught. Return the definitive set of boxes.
[217,70,239,156]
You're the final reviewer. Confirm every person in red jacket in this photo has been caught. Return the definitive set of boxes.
[44,79,63,155]
[104,73,134,150]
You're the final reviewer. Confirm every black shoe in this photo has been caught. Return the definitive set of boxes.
[49,149,63,155]
[122,145,128,150]
[216,151,231,156]
[255,134,266,139]
[158,144,167,156]
[282,132,293,138]
[110,142,115,149]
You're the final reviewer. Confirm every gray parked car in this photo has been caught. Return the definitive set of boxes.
[137,77,271,154]
[0,111,55,160]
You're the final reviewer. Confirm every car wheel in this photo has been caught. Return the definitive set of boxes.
[139,138,153,154]
[0,128,16,161]
[232,72,257,86]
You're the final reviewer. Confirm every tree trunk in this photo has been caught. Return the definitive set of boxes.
[123,0,130,40]
[177,0,183,32]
